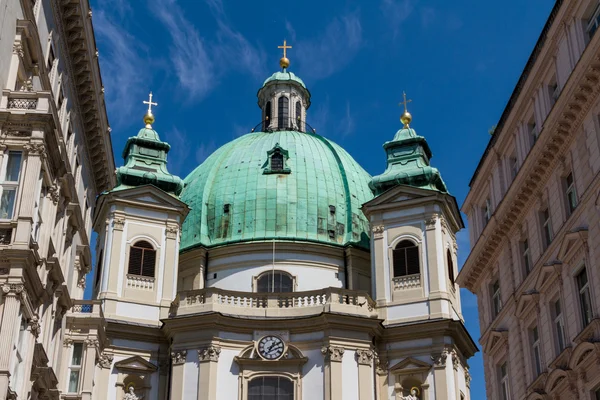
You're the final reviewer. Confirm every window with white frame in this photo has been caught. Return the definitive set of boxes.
[564,172,577,216]
[492,280,502,318]
[587,2,600,38]
[67,342,83,393]
[9,318,28,392]
[528,121,538,145]
[576,267,593,328]
[0,151,22,220]
[552,299,566,354]
[248,376,294,400]
[32,172,45,243]
[548,79,559,106]
[541,208,553,248]
[499,362,510,400]
[521,239,531,276]
[510,156,518,180]
[483,198,491,227]
[530,325,542,377]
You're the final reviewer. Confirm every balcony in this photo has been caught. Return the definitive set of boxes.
[67,300,104,320]
[0,89,51,113]
[172,287,378,319]
[393,274,421,290]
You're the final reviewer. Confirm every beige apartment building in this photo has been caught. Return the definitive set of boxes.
[458,0,600,399]
[0,0,114,399]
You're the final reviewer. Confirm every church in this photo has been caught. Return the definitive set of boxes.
[66,44,477,400]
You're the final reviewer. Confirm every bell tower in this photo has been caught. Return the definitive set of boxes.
[91,95,188,326]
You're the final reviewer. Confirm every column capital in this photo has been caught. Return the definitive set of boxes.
[97,352,114,369]
[85,338,99,348]
[355,349,375,366]
[2,283,24,296]
[197,345,221,362]
[321,345,344,362]
[431,348,448,368]
[171,350,187,365]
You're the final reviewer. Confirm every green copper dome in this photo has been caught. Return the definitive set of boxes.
[180,130,373,250]
[262,69,307,89]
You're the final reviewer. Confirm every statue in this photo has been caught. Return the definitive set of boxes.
[124,386,143,400]
[401,387,420,400]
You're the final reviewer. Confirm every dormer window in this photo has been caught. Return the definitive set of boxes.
[263,143,290,175]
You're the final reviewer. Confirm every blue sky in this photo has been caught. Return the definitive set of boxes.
[88,0,556,397]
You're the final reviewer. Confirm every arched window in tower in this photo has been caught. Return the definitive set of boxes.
[393,240,420,277]
[265,101,272,129]
[127,240,156,277]
[248,376,293,400]
[278,96,289,129]
[256,271,293,293]
[447,249,455,285]
[295,101,302,127]
[94,249,103,289]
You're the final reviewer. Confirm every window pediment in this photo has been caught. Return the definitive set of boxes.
[483,330,509,357]
[114,356,157,374]
[389,357,431,375]
[533,260,562,293]
[515,291,540,320]
[557,228,588,264]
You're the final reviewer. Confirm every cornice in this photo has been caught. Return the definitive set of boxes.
[459,36,600,292]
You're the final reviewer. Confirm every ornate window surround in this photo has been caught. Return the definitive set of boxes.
[113,355,157,400]
[388,233,423,293]
[234,343,307,400]
[252,270,296,293]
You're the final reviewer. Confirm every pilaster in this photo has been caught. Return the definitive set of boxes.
[321,345,344,400]
[169,350,187,400]
[14,143,44,244]
[355,349,374,400]
[0,284,24,399]
[197,345,220,400]
[431,349,449,399]
[81,338,98,400]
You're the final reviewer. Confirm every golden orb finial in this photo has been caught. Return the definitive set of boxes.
[398,91,413,128]
[278,40,292,70]
[142,92,158,128]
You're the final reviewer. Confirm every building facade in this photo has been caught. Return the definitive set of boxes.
[0,0,115,399]
[60,55,476,399]
[458,0,600,399]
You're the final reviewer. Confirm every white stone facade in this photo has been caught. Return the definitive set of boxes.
[459,0,600,399]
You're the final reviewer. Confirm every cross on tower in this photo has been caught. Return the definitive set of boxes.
[143,92,158,114]
[278,40,292,59]
[398,91,412,112]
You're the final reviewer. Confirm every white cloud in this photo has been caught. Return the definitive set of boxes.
[163,127,191,176]
[339,101,355,137]
[289,13,363,80]
[153,0,216,100]
[380,0,415,38]
[94,10,148,125]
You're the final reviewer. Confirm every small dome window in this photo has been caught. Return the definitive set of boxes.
[263,143,291,175]
[256,271,294,293]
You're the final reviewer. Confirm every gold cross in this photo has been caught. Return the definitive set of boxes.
[398,91,412,112]
[143,92,158,114]
[278,40,292,58]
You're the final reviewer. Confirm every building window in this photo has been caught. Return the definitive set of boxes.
[549,80,559,106]
[491,280,502,317]
[94,249,103,289]
[295,101,301,123]
[564,172,577,216]
[278,96,289,129]
[483,198,491,226]
[587,2,600,38]
[510,156,518,180]
[577,267,593,328]
[595,387,600,400]
[521,239,531,276]
[552,299,566,354]
[67,343,83,393]
[528,121,538,145]
[264,101,271,129]
[0,151,22,219]
[271,152,284,171]
[447,249,455,285]
[530,325,542,377]
[127,240,156,277]
[499,362,510,400]
[248,376,293,400]
[392,240,420,277]
[541,208,552,248]
[10,318,27,392]
[257,271,293,293]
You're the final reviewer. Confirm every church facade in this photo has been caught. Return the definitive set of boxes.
[0,1,476,399]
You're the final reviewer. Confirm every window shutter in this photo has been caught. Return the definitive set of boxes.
[141,248,156,277]
[406,246,420,275]
[393,248,407,277]
[128,247,143,275]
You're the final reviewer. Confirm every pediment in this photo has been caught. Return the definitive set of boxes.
[558,228,588,263]
[112,185,187,208]
[533,261,562,292]
[483,330,508,355]
[516,290,539,319]
[364,185,439,208]
[389,357,431,372]
[114,355,157,373]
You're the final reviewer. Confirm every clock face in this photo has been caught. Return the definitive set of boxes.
[257,335,285,360]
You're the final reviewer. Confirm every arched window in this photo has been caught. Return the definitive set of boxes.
[295,101,301,123]
[257,271,293,293]
[278,96,289,129]
[393,240,420,277]
[127,240,156,277]
[265,101,272,128]
[248,376,293,400]
[447,249,455,285]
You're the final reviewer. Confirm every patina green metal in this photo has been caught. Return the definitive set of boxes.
[180,130,373,251]
[113,127,184,195]
[369,127,448,195]
[262,69,307,89]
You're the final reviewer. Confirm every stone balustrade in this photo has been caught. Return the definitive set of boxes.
[173,287,378,319]
[68,300,104,319]
[393,274,421,290]
[126,274,155,290]
[0,90,50,113]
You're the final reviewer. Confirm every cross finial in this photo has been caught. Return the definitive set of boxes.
[399,91,413,128]
[142,92,158,128]
[278,40,292,69]
[398,91,412,113]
